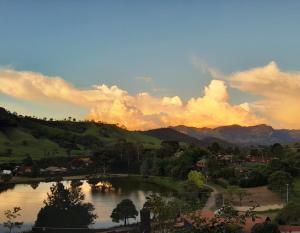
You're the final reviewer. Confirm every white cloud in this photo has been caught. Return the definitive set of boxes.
[0,68,264,130]
[228,61,300,128]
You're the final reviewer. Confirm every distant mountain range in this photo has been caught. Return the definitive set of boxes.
[170,124,300,145]
[143,128,231,147]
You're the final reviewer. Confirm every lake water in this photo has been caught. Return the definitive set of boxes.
[0,177,171,232]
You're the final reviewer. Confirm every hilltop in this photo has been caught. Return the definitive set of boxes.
[142,128,231,147]
[171,124,300,145]
[0,107,160,163]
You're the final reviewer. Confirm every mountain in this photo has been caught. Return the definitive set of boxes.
[142,128,231,147]
[0,107,160,163]
[171,124,300,145]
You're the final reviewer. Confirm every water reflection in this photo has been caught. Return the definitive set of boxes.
[0,183,15,194]
[0,177,170,232]
[30,182,40,190]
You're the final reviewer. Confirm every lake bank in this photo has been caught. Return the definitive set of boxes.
[0,176,177,232]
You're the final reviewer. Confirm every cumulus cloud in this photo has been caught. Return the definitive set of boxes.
[228,61,300,129]
[0,68,264,130]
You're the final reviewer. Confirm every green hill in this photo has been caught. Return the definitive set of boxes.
[0,107,160,163]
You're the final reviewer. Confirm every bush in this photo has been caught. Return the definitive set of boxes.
[1,174,12,182]
[268,171,292,192]
[251,222,280,233]
[239,171,268,188]
[276,202,300,225]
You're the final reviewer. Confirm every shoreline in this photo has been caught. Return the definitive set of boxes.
[1,173,132,185]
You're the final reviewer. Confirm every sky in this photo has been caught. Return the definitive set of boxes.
[1,0,300,130]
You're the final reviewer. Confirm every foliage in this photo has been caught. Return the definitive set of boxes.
[144,194,181,232]
[187,170,205,188]
[268,171,292,192]
[251,222,280,233]
[110,199,138,225]
[35,182,97,228]
[276,202,300,225]
[239,170,268,188]
[3,207,23,233]
[182,204,258,233]
[1,173,12,182]
[0,107,160,164]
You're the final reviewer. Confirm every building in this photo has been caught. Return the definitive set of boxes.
[1,170,12,175]
[196,159,207,169]
[279,225,300,233]
[40,166,67,175]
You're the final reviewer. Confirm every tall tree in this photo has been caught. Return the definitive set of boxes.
[3,207,23,233]
[111,199,138,225]
[35,182,97,228]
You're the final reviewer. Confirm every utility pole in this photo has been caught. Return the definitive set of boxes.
[222,193,225,206]
[286,184,289,204]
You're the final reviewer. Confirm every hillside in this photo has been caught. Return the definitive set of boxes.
[142,128,231,147]
[0,107,161,163]
[172,124,300,145]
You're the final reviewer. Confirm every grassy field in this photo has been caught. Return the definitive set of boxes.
[0,120,161,164]
[0,129,67,163]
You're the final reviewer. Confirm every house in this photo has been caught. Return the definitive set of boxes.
[217,154,233,164]
[70,157,92,169]
[196,159,207,169]
[246,155,270,164]
[17,165,33,175]
[1,170,12,175]
[40,166,67,174]
[279,225,300,233]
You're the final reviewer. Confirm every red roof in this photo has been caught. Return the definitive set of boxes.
[279,225,300,232]
[187,211,265,233]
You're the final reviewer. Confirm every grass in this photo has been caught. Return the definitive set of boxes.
[0,122,161,164]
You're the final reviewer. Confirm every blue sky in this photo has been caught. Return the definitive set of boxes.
[1,1,300,128]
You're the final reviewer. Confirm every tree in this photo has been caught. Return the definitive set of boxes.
[276,202,300,225]
[5,148,12,157]
[186,204,258,233]
[3,207,23,233]
[111,199,138,225]
[140,159,151,177]
[35,182,97,228]
[1,173,12,182]
[268,171,292,193]
[209,142,221,154]
[251,222,280,233]
[271,143,284,158]
[143,194,181,232]
[187,170,205,188]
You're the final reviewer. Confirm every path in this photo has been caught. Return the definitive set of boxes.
[202,184,220,211]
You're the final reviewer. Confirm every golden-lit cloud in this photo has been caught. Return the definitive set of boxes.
[228,61,300,129]
[0,68,264,130]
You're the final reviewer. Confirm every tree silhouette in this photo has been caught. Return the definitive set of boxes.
[35,182,96,229]
[111,199,138,225]
[3,207,23,233]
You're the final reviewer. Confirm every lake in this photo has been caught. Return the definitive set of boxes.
[0,177,171,232]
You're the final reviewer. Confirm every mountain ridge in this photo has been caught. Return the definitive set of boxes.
[170,124,300,145]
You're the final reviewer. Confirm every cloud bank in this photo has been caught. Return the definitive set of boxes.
[0,68,264,130]
[228,61,300,129]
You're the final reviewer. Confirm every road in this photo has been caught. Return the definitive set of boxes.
[202,184,219,211]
